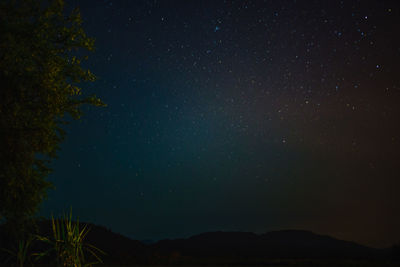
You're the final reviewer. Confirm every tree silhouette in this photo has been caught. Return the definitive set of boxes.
[0,0,105,237]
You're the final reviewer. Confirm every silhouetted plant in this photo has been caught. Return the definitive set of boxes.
[1,236,35,267]
[35,210,105,267]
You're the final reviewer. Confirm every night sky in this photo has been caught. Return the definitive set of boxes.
[39,0,400,248]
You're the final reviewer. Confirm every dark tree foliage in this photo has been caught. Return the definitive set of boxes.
[0,0,104,235]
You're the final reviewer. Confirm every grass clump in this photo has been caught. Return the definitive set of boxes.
[1,236,35,267]
[35,209,105,267]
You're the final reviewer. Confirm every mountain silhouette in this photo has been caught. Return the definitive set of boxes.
[151,230,381,263]
[1,222,397,265]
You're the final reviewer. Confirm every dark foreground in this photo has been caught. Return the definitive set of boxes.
[14,260,400,267]
[116,262,397,267]
[2,223,399,266]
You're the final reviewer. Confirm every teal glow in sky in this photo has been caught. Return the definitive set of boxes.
[40,0,400,248]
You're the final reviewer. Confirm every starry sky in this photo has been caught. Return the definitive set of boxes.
[39,0,400,248]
